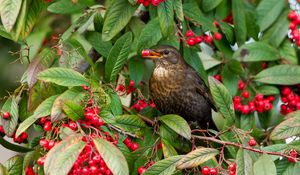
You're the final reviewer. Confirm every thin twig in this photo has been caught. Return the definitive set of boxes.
[122,106,155,126]
[108,124,139,138]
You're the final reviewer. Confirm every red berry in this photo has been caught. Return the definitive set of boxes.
[229,170,236,175]
[282,87,291,96]
[210,167,218,175]
[255,94,264,101]
[2,112,10,119]
[241,105,250,115]
[0,125,4,134]
[141,50,151,57]
[68,121,77,130]
[47,140,55,150]
[39,139,49,148]
[37,157,45,166]
[130,143,139,151]
[138,166,147,174]
[21,132,28,140]
[242,91,250,98]
[228,163,236,171]
[248,138,257,146]
[261,62,268,69]
[186,30,194,37]
[238,80,245,90]
[288,150,297,163]
[233,96,241,104]
[264,103,272,111]
[213,32,222,40]
[195,36,203,43]
[151,0,160,6]
[187,37,196,46]
[290,22,297,30]
[288,11,297,20]
[204,35,213,44]
[201,166,210,175]
[214,74,222,82]
[43,121,52,131]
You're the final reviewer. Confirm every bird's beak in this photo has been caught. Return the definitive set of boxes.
[141,49,162,59]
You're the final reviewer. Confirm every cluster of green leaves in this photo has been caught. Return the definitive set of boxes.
[0,0,300,175]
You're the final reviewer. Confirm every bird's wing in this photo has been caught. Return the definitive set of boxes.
[187,68,217,111]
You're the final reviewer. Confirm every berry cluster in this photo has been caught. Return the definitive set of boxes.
[228,163,236,175]
[233,81,274,115]
[68,139,113,175]
[123,137,139,151]
[12,132,28,144]
[39,138,57,151]
[81,106,104,127]
[25,166,37,175]
[201,166,218,175]
[137,0,165,7]
[288,150,298,163]
[137,162,154,174]
[280,86,300,115]
[288,11,300,46]
[131,99,156,112]
[185,30,222,46]
[117,80,137,95]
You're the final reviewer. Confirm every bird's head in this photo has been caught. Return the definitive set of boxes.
[141,45,185,67]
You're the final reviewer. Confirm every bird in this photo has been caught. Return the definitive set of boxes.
[141,45,217,129]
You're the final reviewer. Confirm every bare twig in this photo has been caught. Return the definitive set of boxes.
[122,106,155,126]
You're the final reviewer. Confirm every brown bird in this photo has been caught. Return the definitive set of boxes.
[142,45,217,129]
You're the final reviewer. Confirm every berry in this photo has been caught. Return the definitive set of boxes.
[204,35,213,44]
[186,30,194,37]
[130,143,139,151]
[248,138,257,146]
[241,105,250,114]
[201,166,210,175]
[238,80,245,90]
[69,121,78,130]
[43,121,52,132]
[242,91,250,98]
[141,50,150,57]
[187,37,196,46]
[37,156,45,166]
[151,0,160,6]
[233,96,241,104]
[288,150,298,163]
[210,167,218,175]
[195,36,203,43]
[138,166,147,174]
[40,139,49,148]
[228,163,236,171]
[214,74,222,82]
[229,170,236,175]
[288,11,297,20]
[213,32,222,40]
[255,94,264,101]
[2,112,10,119]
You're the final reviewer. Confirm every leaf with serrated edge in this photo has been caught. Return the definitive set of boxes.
[105,32,132,82]
[173,0,183,21]
[159,114,191,140]
[177,148,219,169]
[93,137,129,175]
[254,154,276,175]
[143,155,183,175]
[62,100,84,121]
[270,112,300,140]
[0,97,19,137]
[232,0,247,45]
[3,155,23,175]
[254,65,300,85]
[157,0,174,36]
[102,0,137,41]
[208,77,235,126]
[38,67,90,87]
[162,139,178,158]
[236,149,253,175]
[0,0,22,32]
[44,134,84,175]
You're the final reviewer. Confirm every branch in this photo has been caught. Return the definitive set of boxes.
[193,135,300,161]
[122,106,155,126]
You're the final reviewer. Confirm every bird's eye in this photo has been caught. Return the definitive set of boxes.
[163,50,170,55]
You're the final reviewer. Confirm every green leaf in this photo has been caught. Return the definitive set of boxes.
[254,65,300,85]
[93,137,129,175]
[15,95,58,137]
[0,0,22,32]
[256,0,285,31]
[202,0,223,12]
[256,85,279,95]
[280,39,298,65]
[176,148,219,169]
[0,163,8,175]
[221,64,239,97]
[0,137,31,153]
[47,0,91,14]
[157,0,174,36]
[208,77,235,127]
[86,32,112,58]
[102,0,137,41]
[143,155,183,175]
[159,114,191,140]
[162,139,178,158]
[128,0,136,5]
[129,59,144,85]
[109,91,122,116]
[232,0,247,45]
[270,112,300,140]
[233,42,280,62]
[44,134,85,175]
[183,2,216,32]
[253,154,276,175]
[236,149,253,175]
[105,32,132,82]
[38,67,90,87]
[0,97,19,137]
[219,21,235,44]
[115,115,146,134]
[280,162,300,175]
[22,151,40,175]
[136,18,162,54]
[173,0,183,21]
[62,100,84,121]
[199,52,222,70]
[3,155,23,175]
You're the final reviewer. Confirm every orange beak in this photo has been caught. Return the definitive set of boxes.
[141,49,162,59]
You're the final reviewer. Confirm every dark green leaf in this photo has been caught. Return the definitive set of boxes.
[177,148,219,169]
[173,0,183,21]
[0,137,31,153]
[254,65,300,85]
[136,18,162,54]
[202,0,223,12]
[115,115,146,134]
[143,155,183,175]
[129,59,144,85]
[38,67,90,87]
[233,42,280,62]
[62,100,84,121]
[157,0,174,36]
[219,21,235,44]
[3,155,23,175]
[208,77,235,127]
[102,0,137,41]
[86,32,112,58]
[105,32,132,82]
[47,0,91,14]
[236,149,253,175]
[0,97,19,137]
[256,85,280,95]
[232,0,247,45]
[109,91,122,116]
[162,139,178,158]
[280,39,298,65]
[22,151,40,175]
[221,64,239,97]
[256,0,285,31]
[159,114,191,140]
[93,137,129,175]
